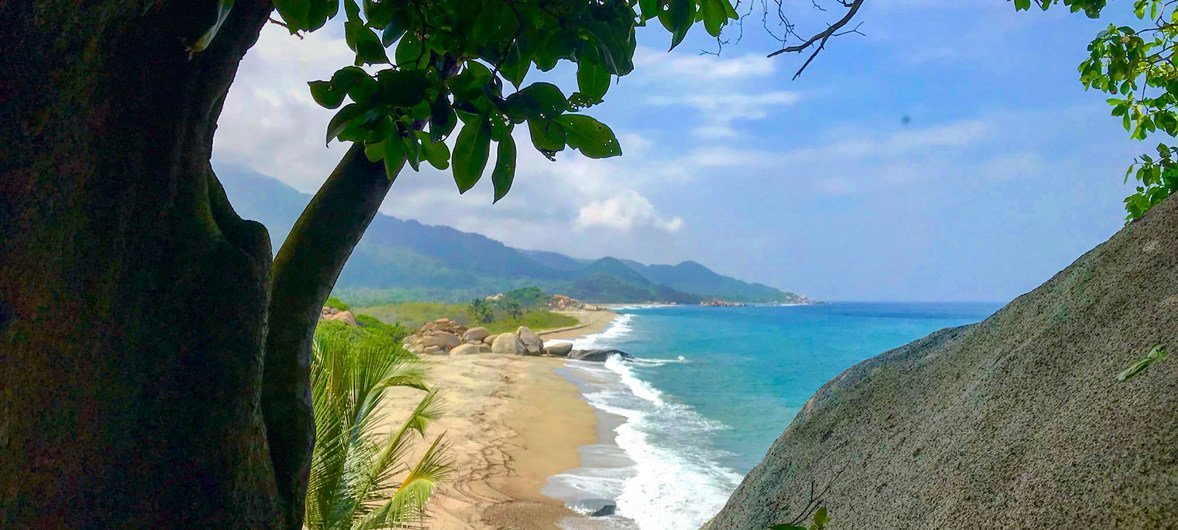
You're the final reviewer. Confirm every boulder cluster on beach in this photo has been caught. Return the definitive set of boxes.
[319,305,358,325]
[401,318,625,361]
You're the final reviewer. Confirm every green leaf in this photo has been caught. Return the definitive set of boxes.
[384,137,406,180]
[813,506,829,527]
[1118,345,1169,381]
[452,118,492,193]
[1014,0,1031,11]
[430,95,457,142]
[492,134,517,202]
[364,140,385,163]
[188,0,235,56]
[347,22,388,65]
[660,0,695,50]
[395,33,426,69]
[418,132,451,170]
[326,104,364,145]
[577,59,611,102]
[639,0,660,21]
[556,114,621,158]
[274,0,311,30]
[500,43,532,88]
[700,0,729,37]
[375,70,429,107]
[508,82,568,120]
[309,80,346,109]
[527,118,566,152]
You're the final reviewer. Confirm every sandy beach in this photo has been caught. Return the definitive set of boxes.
[378,309,617,529]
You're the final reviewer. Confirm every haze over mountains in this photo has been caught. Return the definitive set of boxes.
[219,167,806,304]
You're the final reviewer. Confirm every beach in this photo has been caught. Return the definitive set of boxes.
[377,309,617,529]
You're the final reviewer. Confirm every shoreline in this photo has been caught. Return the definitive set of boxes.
[378,309,619,529]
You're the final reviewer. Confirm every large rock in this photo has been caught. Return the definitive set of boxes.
[422,331,460,351]
[490,333,524,354]
[320,309,358,326]
[449,343,480,356]
[706,196,1178,529]
[463,327,490,343]
[568,499,616,517]
[516,326,544,355]
[569,349,632,362]
[544,342,574,357]
[483,334,498,345]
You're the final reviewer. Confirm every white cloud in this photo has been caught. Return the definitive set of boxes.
[214,25,352,192]
[627,45,801,139]
[574,189,684,232]
[650,91,801,138]
[632,47,776,81]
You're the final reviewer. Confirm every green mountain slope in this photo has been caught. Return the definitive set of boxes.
[218,166,806,304]
[633,260,801,303]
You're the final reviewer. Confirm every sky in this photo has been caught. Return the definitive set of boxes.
[214,0,1145,302]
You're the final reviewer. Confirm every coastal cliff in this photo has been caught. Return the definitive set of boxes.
[706,196,1178,528]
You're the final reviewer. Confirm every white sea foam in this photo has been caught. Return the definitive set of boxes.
[550,313,743,530]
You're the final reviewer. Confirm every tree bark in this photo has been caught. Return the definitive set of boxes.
[263,143,393,525]
[0,1,284,526]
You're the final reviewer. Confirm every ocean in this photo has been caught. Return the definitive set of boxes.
[542,302,1002,529]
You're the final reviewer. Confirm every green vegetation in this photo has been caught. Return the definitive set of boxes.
[467,298,494,324]
[769,506,828,530]
[1118,344,1170,381]
[354,313,412,345]
[306,321,449,529]
[355,301,470,329]
[498,286,549,309]
[485,311,578,335]
[353,297,577,334]
[1018,0,1178,219]
[324,296,351,311]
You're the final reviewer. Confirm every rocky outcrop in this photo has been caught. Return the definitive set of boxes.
[569,349,633,362]
[700,298,745,307]
[544,342,574,357]
[568,499,617,517]
[516,326,544,356]
[548,294,585,310]
[706,197,1178,529]
[449,343,480,356]
[462,327,490,343]
[491,333,524,354]
[319,306,358,325]
[403,318,467,354]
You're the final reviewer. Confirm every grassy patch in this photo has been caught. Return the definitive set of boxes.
[485,310,578,334]
[354,301,470,329]
[354,302,578,334]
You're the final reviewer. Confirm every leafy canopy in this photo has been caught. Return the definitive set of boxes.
[272,0,738,201]
[1015,0,1178,220]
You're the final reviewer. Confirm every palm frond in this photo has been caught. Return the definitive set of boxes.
[354,434,453,530]
[305,323,449,530]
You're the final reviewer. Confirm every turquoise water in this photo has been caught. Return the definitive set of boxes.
[608,302,1001,472]
[547,302,1001,529]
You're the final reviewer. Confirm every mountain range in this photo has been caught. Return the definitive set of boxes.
[218,166,807,305]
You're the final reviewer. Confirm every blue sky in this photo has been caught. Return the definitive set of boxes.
[215,1,1144,302]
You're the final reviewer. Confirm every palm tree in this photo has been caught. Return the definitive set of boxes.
[305,328,451,529]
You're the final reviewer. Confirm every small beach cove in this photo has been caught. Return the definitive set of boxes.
[375,310,619,529]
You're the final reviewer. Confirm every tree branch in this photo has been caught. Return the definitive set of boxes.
[262,143,394,529]
[767,0,864,79]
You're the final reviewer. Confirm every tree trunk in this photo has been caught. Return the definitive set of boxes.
[0,1,284,526]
